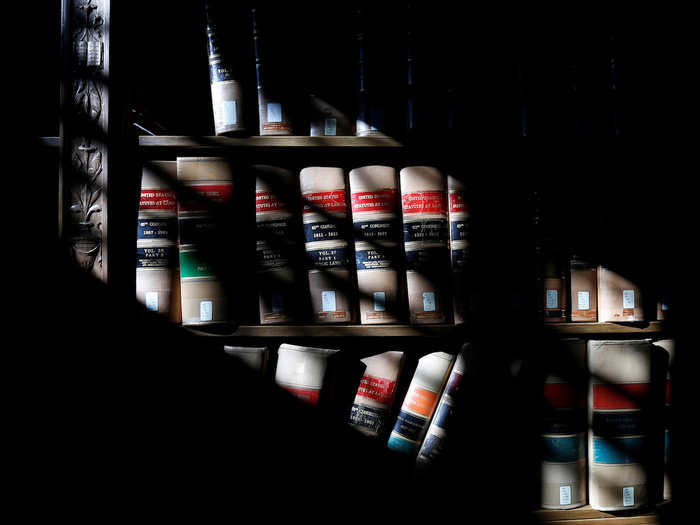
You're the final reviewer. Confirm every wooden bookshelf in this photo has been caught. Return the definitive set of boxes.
[138,135,404,150]
[546,322,664,335]
[535,505,662,525]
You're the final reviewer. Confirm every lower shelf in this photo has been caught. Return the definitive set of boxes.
[536,503,668,525]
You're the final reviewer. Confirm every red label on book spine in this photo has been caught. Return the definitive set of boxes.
[139,189,176,212]
[351,190,397,213]
[302,191,347,214]
[256,191,288,213]
[178,183,233,212]
[282,386,320,406]
[544,383,585,409]
[449,191,466,214]
[402,191,447,214]
[593,383,650,409]
[356,375,397,404]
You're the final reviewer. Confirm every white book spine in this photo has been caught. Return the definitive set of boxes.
[275,343,340,406]
[597,266,644,322]
[447,175,468,324]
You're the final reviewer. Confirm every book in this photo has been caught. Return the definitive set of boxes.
[251,8,294,135]
[348,351,405,437]
[224,345,269,375]
[597,265,644,322]
[349,166,404,324]
[416,348,466,465]
[399,166,452,324]
[275,343,340,406]
[654,339,674,501]
[204,1,246,135]
[447,175,469,324]
[177,157,233,325]
[542,257,567,323]
[136,161,180,321]
[309,94,353,136]
[541,339,587,509]
[588,339,654,511]
[299,167,356,323]
[387,351,455,456]
[570,256,598,322]
[254,165,304,324]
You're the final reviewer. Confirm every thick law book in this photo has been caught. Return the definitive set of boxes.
[570,256,598,322]
[387,351,455,456]
[349,166,404,324]
[204,0,246,135]
[542,257,567,323]
[447,175,468,324]
[224,345,269,375]
[654,339,674,501]
[588,339,659,511]
[348,351,405,438]
[400,166,451,324]
[541,339,587,510]
[136,161,180,321]
[309,94,353,136]
[597,265,644,322]
[254,165,303,324]
[416,349,466,465]
[299,167,356,323]
[275,343,340,406]
[177,157,233,326]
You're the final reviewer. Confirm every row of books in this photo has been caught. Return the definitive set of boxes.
[223,338,674,511]
[136,158,467,326]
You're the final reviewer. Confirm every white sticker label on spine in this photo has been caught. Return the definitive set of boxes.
[546,289,559,309]
[324,118,337,136]
[200,300,213,321]
[623,486,635,506]
[661,303,669,311]
[623,289,635,309]
[577,291,590,311]
[373,291,386,311]
[267,102,282,123]
[145,292,159,312]
[223,100,238,125]
[423,292,436,312]
[559,485,572,506]
[322,290,336,312]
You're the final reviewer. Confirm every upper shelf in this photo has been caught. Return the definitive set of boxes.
[138,135,404,150]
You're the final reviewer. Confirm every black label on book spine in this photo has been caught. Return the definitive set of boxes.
[418,434,445,462]
[433,401,454,430]
[593,411,646,437]
[136,246,176,269]
[303,221,341,243]
[137,218,177,241]
[403,220,449,243]
[355,247,396,271]
[179,217,216,245]
[451,248,468,270]
[450,220,468,241]
[307,247,349,269]
[543,408,586,434]
[392,410,427,442]
[209,61,235,84]
[350,404,389,434]
[353,220,397,241]
[405,246,449,273]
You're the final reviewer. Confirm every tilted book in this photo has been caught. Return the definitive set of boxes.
[299,167,356,323]
[388,351,455,456]
[136,161,180,321]
[177,157,233,325]
[254,165,304,324]
[275,343,340,406]
[541,339,587,509]
[597,265,644,322]
[224,345,269,375]
[400,167,452,324]
[349,166,404,324]
[447,175,469,325]
[349,351,405,438]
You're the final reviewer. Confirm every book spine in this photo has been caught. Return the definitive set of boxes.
[254,165,300,324]
[309,94,352,136]
[354,9,385,137]
[275,343,340,406]
[447,176,468,324]
[205,1,245,135]
[597,266,644,322]
[388,351,455,456]
[136,161,179,318]
[251,8,293,136]
[570,257,598,322]
[400,166,451,324]
[541,340,587,509]
[349,166,403,324]
[349,351,404,437]
[300,167,356,323]
[416,351,466,465]
[588,340,654,511]
[654,339,674,501]
[177,157,233,325]
[223,345,269,375]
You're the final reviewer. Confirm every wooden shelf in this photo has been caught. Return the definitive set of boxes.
[183,322,664,338]
[535,505,662,525]
[138,135,404,150]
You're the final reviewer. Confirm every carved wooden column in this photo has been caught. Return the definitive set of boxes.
[60,0,110,281]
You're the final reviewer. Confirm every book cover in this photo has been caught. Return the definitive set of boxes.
[447,175,469,325]
[399,166,451,324]
[136,161,180,320]
[177,157,233,326]
[275,343,340,406]
[300,167,356,323]
[387,351,455,456]
[597,266,644,322]
[570,256,597,322]
[349,351,405,437]
[349,166,404,324]
[224,345,269,375]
